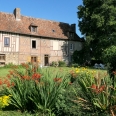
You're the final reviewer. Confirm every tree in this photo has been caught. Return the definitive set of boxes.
[77,0,116,59]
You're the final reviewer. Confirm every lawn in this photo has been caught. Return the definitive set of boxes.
[0,67,11,78]
[0,66,107,78]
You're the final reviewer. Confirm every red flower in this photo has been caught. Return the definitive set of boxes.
[54,78,62,83]
[69,82,73,85]
[11,82,15,87]
[3,79,11,87]
[91,84,106,94]
[91,84,97,90]
[7,74,11,79]
[113,71,116,75]
[22,75,30,80]
[9,70,14,75]
[0,79,3,85]
[99,85,105,92]
[32,73,41,80]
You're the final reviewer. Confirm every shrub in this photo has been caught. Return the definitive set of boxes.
[102,45,116,84]
[58,61,66,67]
[4,63,14,68]
[71,67,116,116]
[3,63,70,115]
[71,63,79,68]
[51,61,58,67]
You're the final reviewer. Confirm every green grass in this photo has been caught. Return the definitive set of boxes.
[0,66,107,78]
[0,67,12,78]
[0,111,40,116]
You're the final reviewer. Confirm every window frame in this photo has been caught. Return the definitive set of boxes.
[31,26,37,33]
[4,37,10,47]
[31,56,38,62]
[70,43,74,50]
[0,54,5,62]
[31,39,37,49]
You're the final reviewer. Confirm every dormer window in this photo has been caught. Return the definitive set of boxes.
[30,23,38,33]
[31,26,37,32]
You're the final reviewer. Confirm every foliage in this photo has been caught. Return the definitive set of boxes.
[77,0,116,59]
[3,63,70,115]
[4,63,15,68]
[102,45,116,69]
[102,45,116,84]
[51,61,58,67]
[58,61,66,67]
[72,67,116,116]
[0,64,109,115]
[72,50,84,64]
[72,42,91,65]
[71,63,79,68]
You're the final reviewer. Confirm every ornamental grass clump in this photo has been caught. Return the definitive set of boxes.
[71,69,116,116]
[3,63,70,115]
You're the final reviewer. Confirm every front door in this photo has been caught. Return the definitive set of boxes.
[44,54,49,66]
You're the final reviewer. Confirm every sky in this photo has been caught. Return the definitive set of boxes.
[0,0,83,37]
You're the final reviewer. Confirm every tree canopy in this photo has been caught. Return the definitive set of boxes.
[77,0,116,59]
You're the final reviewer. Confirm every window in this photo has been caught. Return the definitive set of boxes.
[31,56,37,62]
[0,54,5,61]
[53,41,58,50]
[70,43,73,50]
[32,40,36,49]
[4,37,10,47]
[31,26,37,32]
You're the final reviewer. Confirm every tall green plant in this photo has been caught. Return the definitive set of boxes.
[4,63,70,115]
[29,68,69,115]
[73,71,116,115]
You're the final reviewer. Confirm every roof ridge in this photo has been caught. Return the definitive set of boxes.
[0,11,13,15]
[0,11,70,25]
[21,15,69,25]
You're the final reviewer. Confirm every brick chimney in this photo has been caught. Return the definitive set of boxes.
[14,8,21,21]
[70,24,76,33]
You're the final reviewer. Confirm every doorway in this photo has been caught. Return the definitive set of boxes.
[44,54,49,66]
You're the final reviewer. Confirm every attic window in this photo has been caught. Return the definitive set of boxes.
[31,26,37,32]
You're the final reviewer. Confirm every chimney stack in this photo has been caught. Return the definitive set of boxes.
[70,24,76,33]
[14,8,21,21]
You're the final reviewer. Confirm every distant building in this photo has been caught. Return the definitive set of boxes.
[0,8,84,66]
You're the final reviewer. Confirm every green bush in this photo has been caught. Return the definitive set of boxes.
[3,63,70,115]
[4,63,14,68]
[58,61,66,67]
[51,61,58,67]
[102,45,116,81]
[102,45,116,68]
[71,63,79,68]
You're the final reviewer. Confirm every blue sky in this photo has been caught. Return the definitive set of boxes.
[0,0,83,37]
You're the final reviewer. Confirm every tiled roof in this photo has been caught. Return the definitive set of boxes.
[0,9,83,41]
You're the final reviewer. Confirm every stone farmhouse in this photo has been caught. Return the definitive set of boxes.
[0,8,84,66]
